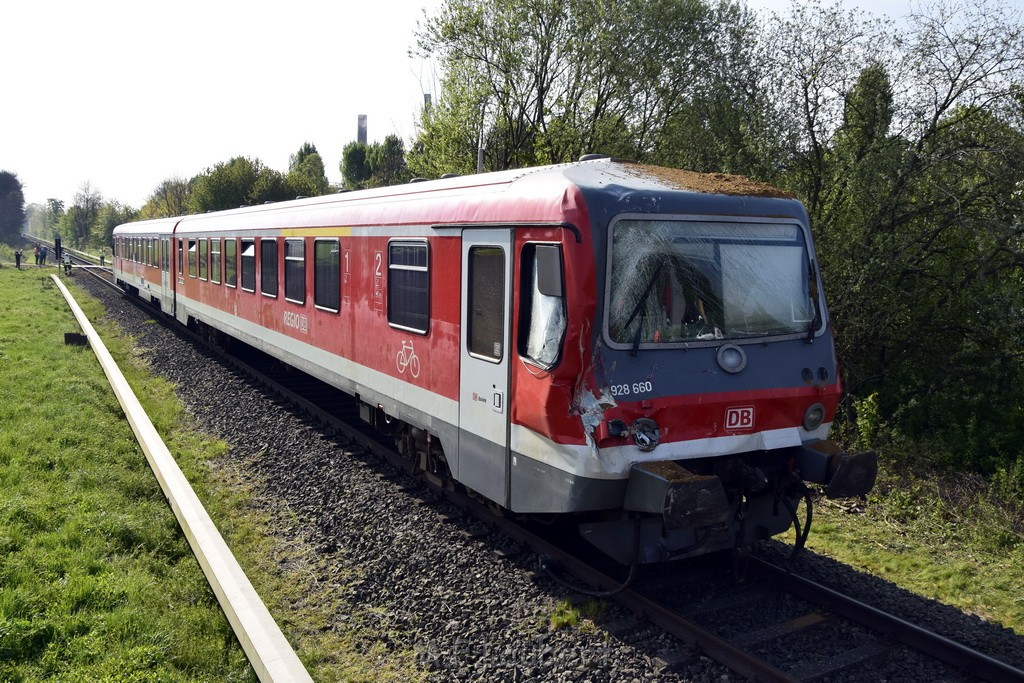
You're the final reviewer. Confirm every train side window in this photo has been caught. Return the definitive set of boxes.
[468,245,505,361]
[188,239,197,278]
[177,239,184,275]
[518,243,566,369]
[241,239,256,291]
[387,241,429,334]
[284,238,305,304]
[210,239,221,284]
[149,238,155,267]
[198,239,208,281]
[162,237,170,271]
[313,239,340,312]
[224,239,237,288]
[260,238,278,297]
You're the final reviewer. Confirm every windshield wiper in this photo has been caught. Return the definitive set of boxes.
[806,260,821,343]
[623,262,664,357]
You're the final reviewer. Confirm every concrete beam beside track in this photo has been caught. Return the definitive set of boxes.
[51,274,313,683]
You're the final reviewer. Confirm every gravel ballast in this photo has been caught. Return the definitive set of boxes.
[79,273,1024,682]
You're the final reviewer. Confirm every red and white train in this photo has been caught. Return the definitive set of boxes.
[113,158,875,564]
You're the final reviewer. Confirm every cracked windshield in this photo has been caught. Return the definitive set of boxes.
[608,219,818,346]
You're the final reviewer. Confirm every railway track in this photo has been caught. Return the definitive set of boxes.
[75,263,1024,682]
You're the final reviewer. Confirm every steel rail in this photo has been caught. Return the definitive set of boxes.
[52,274,312,683]
[751,558,1024,682]
[470,503,801,682]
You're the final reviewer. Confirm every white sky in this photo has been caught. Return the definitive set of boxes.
[2,0,914,209]
[3,0,444,208]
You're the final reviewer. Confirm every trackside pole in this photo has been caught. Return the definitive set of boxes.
[51,275,313,683]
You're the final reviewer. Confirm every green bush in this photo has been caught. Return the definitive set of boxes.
[990,458,1024,510]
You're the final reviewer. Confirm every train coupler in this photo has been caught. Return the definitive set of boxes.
[622,460,732,530]
[794,440,878,498]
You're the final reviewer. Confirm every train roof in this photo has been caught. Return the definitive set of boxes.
[113,215,183,236]
[113,159,806,236]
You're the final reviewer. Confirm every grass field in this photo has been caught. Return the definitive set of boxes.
[0,266,255,681]
[802,465,1024,633]
[0,265,423,682]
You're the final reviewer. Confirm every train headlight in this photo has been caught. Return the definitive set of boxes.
[716,344,746,374]
[802,403,826,431]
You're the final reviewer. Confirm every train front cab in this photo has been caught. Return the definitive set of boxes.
[572,210,878,563]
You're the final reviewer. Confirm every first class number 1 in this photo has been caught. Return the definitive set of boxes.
[609,381,653,397]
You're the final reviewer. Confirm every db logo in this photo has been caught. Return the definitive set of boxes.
[725,406,755,430]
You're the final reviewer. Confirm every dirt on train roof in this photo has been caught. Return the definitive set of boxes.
[621,162,796,199]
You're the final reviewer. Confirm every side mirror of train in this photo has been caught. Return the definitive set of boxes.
[535,244,563,297]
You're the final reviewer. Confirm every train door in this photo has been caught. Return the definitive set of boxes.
[458,229,513,508]
[161,236,171,311]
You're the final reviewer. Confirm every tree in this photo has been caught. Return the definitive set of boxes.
[24,203,45,236]
[341,136,412,189]
[249,167,292,204]
[0,171,26,240]
[289,141,318,170]
[95,201,139,247]
[45,198,65,229]
[412,0,757,175]
[341,141,372,189]
[61,182,102,247]
[407,60,488,178]
[648,1,780,177]
[768,0,1024,469]
[366,135,411,187]
[139,177,190,219]
[414,0,580,172]
[187,157,293,213]
[760,0,888,213]
[286,142,329,197]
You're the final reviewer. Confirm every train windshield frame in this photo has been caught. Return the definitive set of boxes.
[604,214,823,350]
